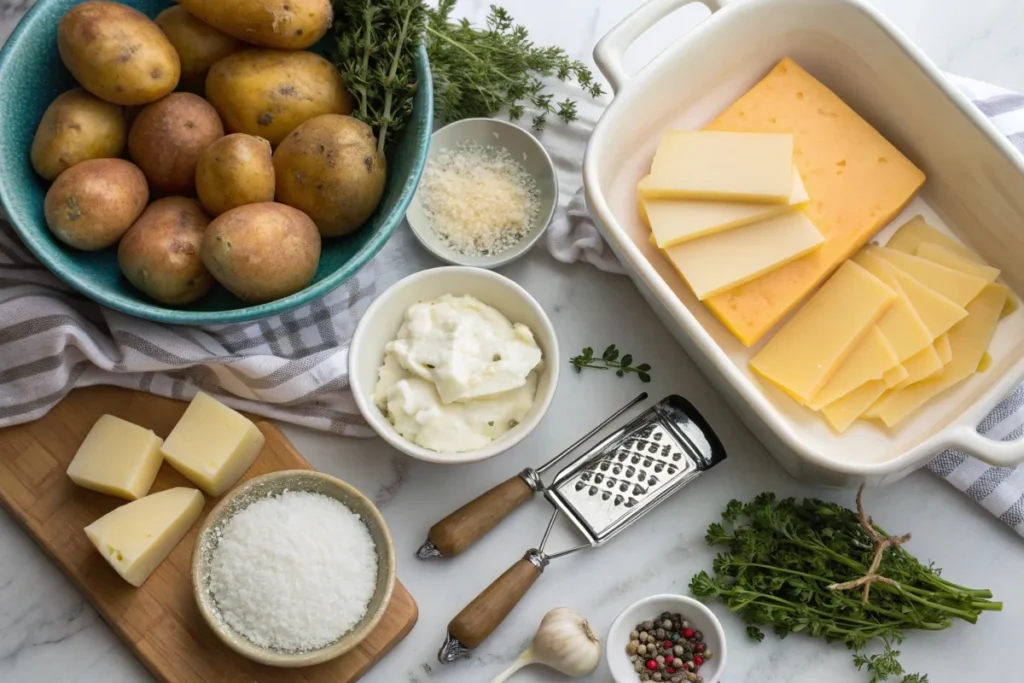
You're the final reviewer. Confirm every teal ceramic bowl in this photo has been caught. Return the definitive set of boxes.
[0,0,432,325]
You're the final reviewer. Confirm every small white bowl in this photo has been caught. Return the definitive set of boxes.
[608,594,727,683]
[349,266,559,464]
[406,118,559,268]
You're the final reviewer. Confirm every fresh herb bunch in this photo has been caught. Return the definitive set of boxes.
[571,345,651,382]
[426,1,605,130]
[690,492,1000,682]
[331,0,426,154]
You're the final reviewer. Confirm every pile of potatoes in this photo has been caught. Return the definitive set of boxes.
[31,0,388,306]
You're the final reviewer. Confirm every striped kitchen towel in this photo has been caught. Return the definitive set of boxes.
[547,74,1024,536]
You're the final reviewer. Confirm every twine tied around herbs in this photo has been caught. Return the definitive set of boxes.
[828,485,912,604]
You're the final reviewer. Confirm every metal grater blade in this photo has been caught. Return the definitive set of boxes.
[543,395,725,546]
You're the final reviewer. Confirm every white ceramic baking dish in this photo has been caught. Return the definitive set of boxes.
[583,0,1024,487]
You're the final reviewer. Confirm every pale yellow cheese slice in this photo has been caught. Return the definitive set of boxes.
[935,333,952,364]
[160,392,265,497]
[661,210,824,300]
[915,243,1000,282]
[640,170,809,247]
[806,328,900,410]
[887,269,968,339]
[66,415,163,501]
[750,261,896,402]
[886,215,985,264]
[891,345,945,389]
[875,283,1008,427]
[1003,296,1019,319]
[882,364,910,387]
[85,487,204,587]
[821,380,889,433]
[648,131,794,203]
[867,246,988,307]
[978,352,992,372]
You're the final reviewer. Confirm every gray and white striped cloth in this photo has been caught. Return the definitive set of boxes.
[546,74,1024,536]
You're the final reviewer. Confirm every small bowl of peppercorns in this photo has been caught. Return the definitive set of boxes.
[607,594,726,683]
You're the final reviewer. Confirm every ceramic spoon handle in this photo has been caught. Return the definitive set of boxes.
[447,551,547,650]
[420,475,534,558]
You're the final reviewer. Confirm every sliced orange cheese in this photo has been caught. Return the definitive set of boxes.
[886,215,984,264]
[661,211,824,300]
[874,284,1008,427]
[821,380,889,433]
[806,328,900,410]
[915,243,1000,282]
[639,170,809,248]
[702,57,926,345]
[934,333,952,364]
[867,246,988,307]
[648,131,795,203]
[750,261,896,402]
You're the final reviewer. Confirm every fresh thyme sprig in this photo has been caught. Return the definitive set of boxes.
[571,345,651,382]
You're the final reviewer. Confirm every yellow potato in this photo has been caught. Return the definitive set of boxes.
[205,49,353,147]
[154,6,241,90]
[273,115,386,237]
[195,134,275,216]
[177,0,332,50]
[44,159,148,251]
[57,2,180,106]
[128,93,225,193]
[30,88,126,181]
[202,203,321,303]
[118,197,214,305]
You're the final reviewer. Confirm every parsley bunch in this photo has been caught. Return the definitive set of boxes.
[690,493,1000,682]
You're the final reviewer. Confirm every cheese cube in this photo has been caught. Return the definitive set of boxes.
[915,243,1000,282]
[868,246,988,307]
[875,284,1008,427]
[648,131,795,204]
[806,328,900,410]
[160,392,264,497]
[661,210,824,300]
[703,58,926,345]
[886,216,985,264]
[640,170,809,247]
[750,261,896,402]
[66,415,163,501]
[85,487,204,587]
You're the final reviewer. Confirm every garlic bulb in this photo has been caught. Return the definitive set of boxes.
[490,607,602,682]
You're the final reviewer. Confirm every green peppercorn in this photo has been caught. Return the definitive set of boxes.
[637,644,647,656]
[703,651,714,660]
[627,642,638,655]
[673,645,684,657]
[653,674,663,682]
[662,619,673,629]
[631,630,640,639]
[656,628,666,639]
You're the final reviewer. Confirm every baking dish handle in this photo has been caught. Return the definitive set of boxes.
[594,0,726,94]
[948,425,1024,468]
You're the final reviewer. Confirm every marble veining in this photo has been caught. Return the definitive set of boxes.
[3,1,1024,682]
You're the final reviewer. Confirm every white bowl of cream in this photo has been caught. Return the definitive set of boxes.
[349,267,559,464]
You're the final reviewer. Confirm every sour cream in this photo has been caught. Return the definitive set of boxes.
[373,294,543,453]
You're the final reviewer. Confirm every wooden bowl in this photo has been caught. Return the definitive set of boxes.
[191,470,397,667]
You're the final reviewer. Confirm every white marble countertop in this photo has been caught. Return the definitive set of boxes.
[3,1,1024,682]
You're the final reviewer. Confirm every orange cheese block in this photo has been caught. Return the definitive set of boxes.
[702,58,926,345]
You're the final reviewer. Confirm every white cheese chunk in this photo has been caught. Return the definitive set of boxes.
[85,487,204,587]
[160,393,265,497]
[66,415,163,501]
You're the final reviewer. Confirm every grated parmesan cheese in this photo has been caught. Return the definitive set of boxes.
[418,141,540,256]
[205,490,378,653]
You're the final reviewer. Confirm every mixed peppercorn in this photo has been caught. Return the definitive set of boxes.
[625,611,712,682]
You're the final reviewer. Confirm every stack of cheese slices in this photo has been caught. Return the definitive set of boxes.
[638,130,823,301]
[751,216,1017,433]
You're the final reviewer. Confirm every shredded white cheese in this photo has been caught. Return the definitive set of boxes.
[206,490,378,652]
[418,141,541,257]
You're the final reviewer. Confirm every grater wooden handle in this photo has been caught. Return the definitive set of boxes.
[427,475,534,557]
[447,554,544,649]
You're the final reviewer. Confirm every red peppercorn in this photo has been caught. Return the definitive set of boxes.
[666,668,675,675]
[682,628,695,638]
[693,656,704,667]
[695,642,706,653]
[646,660,658,671]
[663,640,673,649]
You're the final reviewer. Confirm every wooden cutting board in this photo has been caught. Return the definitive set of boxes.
[0,386,418,683]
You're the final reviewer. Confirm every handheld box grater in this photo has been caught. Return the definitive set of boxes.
[438,394,726,663]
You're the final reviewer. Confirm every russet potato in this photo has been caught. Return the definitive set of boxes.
[128,93,224,193]
[118,197,214,305]
[57,2,179,106]
[30,88,126,181]
[201,202,321,304]
[44,159,148,251]
[195,134,276,216]
[273,115,386,237]
[177,0,332,50]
